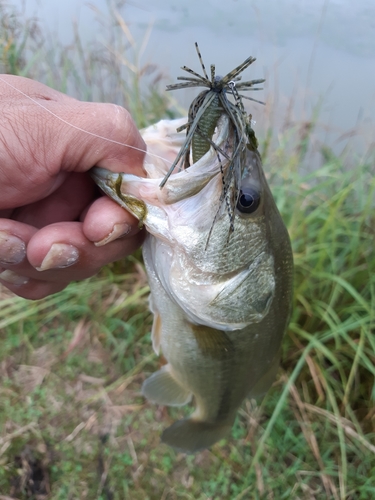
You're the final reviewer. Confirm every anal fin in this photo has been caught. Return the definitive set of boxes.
[142,365,192,407]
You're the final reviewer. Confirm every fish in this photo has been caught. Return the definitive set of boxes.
[91,109,294,453]
[91,45,293,453]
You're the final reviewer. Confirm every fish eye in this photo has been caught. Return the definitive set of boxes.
[236,187,260,214]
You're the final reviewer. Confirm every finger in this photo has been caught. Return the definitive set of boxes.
[82,196,141,245]
[0,218,144,284]
[0,221,145,299]
[0,76,146,209]
[0,219,37,266]
[50,100,147,176]
[0,220,62,299]
[0,220,68,297]
[24,221,145,282]
[0,74,78,102]
[0,273,69,300]
[1,75,146,171]
[0,218,143,300]
[12,173,96,228]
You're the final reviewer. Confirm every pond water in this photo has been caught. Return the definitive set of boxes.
[9,0,375,160]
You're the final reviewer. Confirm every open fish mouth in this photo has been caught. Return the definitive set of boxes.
[92,114,232,209]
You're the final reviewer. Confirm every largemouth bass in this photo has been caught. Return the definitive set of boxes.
[91,112,293,453]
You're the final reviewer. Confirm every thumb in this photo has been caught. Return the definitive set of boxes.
[0,74,146,209]
[54,100,147,177]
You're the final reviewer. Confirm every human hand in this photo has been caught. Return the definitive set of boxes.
[0,75,146,299]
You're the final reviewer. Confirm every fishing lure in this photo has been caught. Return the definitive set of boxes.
[160,42,265,189]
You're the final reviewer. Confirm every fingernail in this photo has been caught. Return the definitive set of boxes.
[0,269,29,285]
[36,243,79,271]
[94,223,130,247]
[0,231,26,265]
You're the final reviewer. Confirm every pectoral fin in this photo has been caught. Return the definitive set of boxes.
[191,324,233,360]
[142,365,192,406]
[151,312,162,355]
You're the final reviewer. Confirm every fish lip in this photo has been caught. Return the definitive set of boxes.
[90,166,115,181]
[90,167,127,207]
[90,167,147,221]
[90,166,114,195]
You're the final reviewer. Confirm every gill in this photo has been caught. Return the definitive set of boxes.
[0,75,172,167]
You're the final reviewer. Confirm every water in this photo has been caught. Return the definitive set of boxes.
[8,0,375,160]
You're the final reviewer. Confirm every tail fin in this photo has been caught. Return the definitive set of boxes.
[161,418,231,454]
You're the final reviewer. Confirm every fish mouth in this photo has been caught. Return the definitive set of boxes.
[90,114,234,214]
[91,167,148,224]
[90,167,122,202]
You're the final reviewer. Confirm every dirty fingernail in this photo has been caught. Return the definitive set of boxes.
[0,231,26,265]
[36,243,79,271]
[0,269,29,285]
[94,222,130,247]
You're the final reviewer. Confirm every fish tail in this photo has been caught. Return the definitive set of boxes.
[161,417,232,454]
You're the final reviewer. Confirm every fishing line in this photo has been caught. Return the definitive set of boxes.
[0,76,173,166]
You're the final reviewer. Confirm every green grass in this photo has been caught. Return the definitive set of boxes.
[0,2,374,499]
